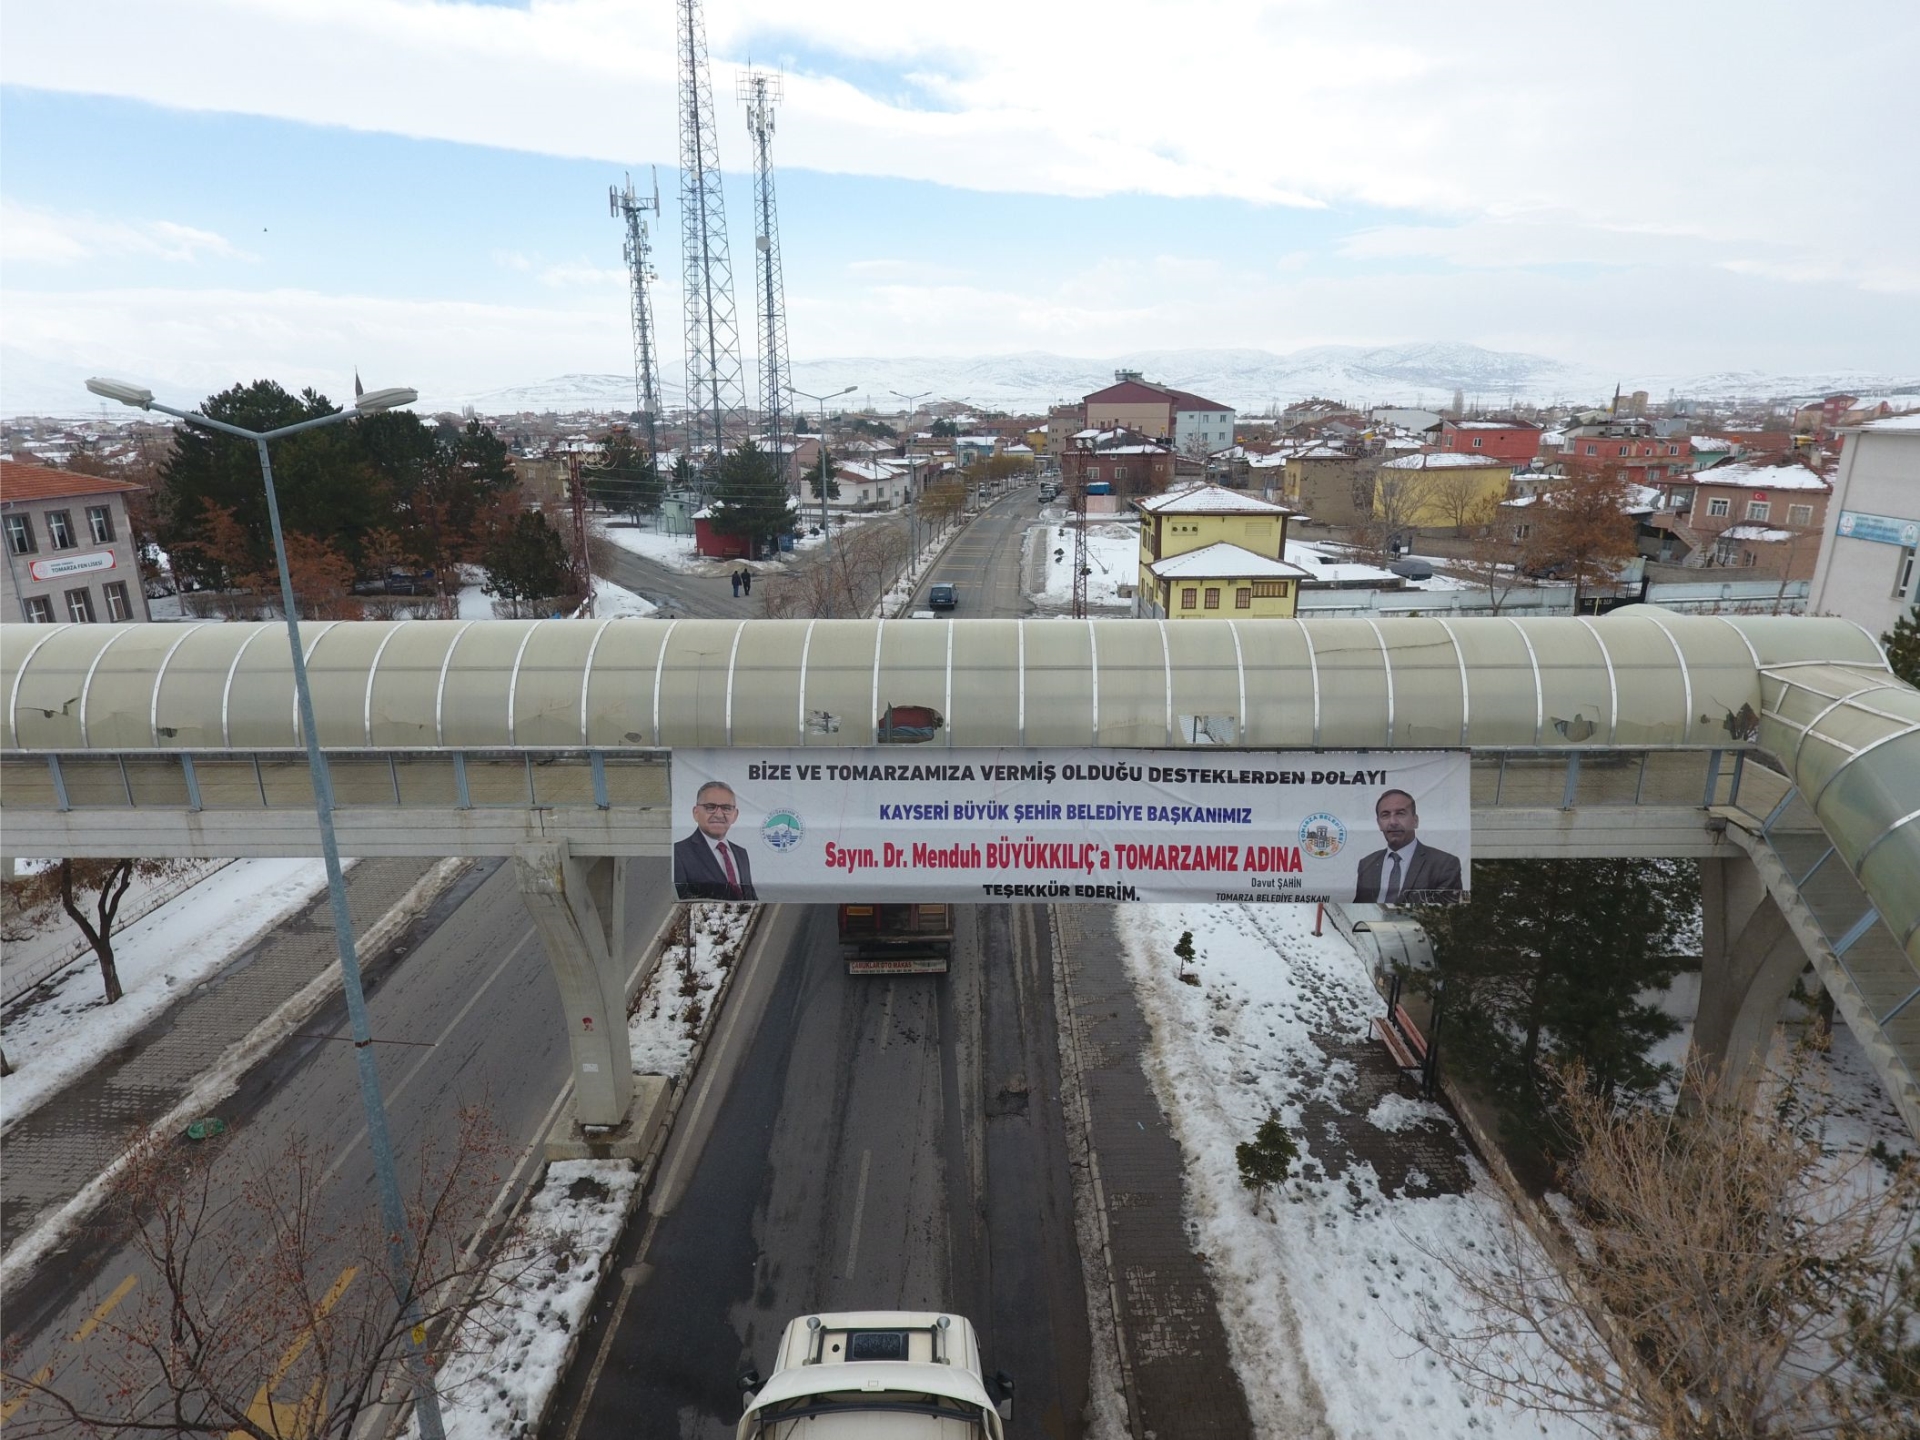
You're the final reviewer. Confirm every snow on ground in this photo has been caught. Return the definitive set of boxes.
[1,859,335,1128]
[628,902,752,1080]
[454,575,657,621]
[1033,521,1138,608]
[411,1160,641,1440]
[600,523,706,572]
[1115,903,1584,1440]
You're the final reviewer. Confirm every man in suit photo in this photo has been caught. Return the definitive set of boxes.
[1352,787,1463,904]
[673,779,758,900]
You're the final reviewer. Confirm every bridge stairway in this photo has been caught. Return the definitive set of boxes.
[1722,771,1920,1138]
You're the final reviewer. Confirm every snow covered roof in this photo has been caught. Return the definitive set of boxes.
[1446,419,1541,430]
[1149,542,1310,581]
[1135,484,1292,515]
[1380,452,1510,470]
[1694,461,1830,491]
[1860,413,1920,434]
[1690,435,1733,450]
[1283,540,1399,584]
[1718,524,1797,542]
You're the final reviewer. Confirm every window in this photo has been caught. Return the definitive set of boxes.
[1472,437,1483,449]
[1788,504,1813,526]
[1115,466,1128,481]
[23,596,55,623]
[1618,444,1629,456]
[1236,588,1252,609]
[1897,546,1916,601]
[1252,580,1288,598]
[1443,433,1454,448]
[1584,443,1596,455]
[65,587,96,623]
[1707,497,1732,517]
[86,504,115,543]
[1668,444,1679,456]
[1180,587,1198,610]
[1513,523,1532,541]
[46,510,75,549]
[5,514,36,555]
[1087,466,1100,481]
[103,581,132,622]
[1746,500,1770,522]
[1204,587,1221,609]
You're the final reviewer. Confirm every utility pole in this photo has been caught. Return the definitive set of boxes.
[609,171,663,466]
[740,69,794,497]
[677,0,745,488]
[1072,449,1090,619]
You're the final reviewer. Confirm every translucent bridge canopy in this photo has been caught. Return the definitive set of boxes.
[0,611,1881,755]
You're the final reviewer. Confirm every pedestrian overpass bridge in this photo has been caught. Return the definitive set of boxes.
[4,612,1917,1137]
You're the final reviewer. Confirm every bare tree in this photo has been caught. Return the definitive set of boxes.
[1360,462,1439,560]
[1524,471,1640,601]
[1452,520,1531,615]
[3,858,196,1004]
[2,1109,529,1439]
[1418,1061,1920,1440]
[758,523,910,619]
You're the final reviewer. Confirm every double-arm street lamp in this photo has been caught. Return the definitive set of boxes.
[85,377,448,1440]
[784,384,857,613]
[889,390,933,572]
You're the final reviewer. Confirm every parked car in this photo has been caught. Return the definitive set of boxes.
[928,583,958,611]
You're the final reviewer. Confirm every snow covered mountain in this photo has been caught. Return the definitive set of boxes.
[435,345,1919,418]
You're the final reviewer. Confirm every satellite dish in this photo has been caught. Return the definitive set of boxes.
[756,235,770,252]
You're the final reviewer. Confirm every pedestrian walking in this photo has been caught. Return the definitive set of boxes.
[742,569,753,597]
[731,570,742,598]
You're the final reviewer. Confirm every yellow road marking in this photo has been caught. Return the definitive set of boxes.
[1,1274,140,1422]
[230,1265,359,1440]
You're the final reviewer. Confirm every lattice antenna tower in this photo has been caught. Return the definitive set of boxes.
[738,68,792,494]
[609,169,664,464]
[677,0,746,471]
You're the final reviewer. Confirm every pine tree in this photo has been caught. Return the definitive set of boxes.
[586,428,663,520]
[1236,1110,1298,1206]
[706,440,797,548]
[1883,600,1920,688]
[481,511,573,616]
[1414,858,1696,1150]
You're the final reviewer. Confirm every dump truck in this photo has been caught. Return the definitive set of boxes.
[736,1311,1013,1439]
[837,904,953,976]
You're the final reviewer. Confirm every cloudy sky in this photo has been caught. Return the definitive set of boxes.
[3,0,1917,412]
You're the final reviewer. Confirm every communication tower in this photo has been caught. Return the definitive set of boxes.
[739,68,793,493]
[608,170,663,464]
[677,0,746,467]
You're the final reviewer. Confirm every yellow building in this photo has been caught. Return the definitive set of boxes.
[1133,485,1305,619]
[1373,453,1513,531]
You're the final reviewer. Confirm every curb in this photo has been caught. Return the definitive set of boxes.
[1048,904,1142,1440]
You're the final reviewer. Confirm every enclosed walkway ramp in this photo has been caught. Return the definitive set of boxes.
[4,612,1917,1130]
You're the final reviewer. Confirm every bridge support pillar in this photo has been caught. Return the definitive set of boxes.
[1691,852,1804,1096]
[515,840,633,1129]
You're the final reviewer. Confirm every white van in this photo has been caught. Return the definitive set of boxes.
[736,1312,1013,1438]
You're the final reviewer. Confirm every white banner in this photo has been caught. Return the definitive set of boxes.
[670,748,1470,905]
[28,549,115,581]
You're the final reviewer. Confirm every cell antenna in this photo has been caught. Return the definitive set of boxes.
[739,67,793,494]
[609,169,663,464]
[677,0,746,477]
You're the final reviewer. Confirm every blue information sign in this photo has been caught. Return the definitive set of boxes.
[1836,510,1920,547]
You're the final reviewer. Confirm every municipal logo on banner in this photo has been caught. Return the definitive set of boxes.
[761,809,806,852]
[1299,812,1346,858]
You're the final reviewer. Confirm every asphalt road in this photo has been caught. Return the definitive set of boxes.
[2,858,677,1433]
[557,482,1092,1440]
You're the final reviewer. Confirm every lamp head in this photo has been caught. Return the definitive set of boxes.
[86,377,154,410]
[353,386,418,414]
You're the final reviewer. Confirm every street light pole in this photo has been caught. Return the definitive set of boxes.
[784,382,856,614]
[85,379,447,1440]
[890,389,932,572]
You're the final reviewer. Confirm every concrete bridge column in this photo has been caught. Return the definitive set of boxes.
[514,840,633,1127]
[1691,852,1805,1094]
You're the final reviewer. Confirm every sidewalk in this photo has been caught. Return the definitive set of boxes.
[1052,905,1257,1438]
[1,857,442,1259]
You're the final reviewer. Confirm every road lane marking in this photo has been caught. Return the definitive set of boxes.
[319,931,535,1188]
[0,1273,139,1421]
[844,1149,872,1282]
[230,1265,358,1440]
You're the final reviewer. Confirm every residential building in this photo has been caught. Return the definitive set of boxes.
[834,460,911,509]
[1132,484,1304,619]
[1059,429,1199,496]
[1083,371,1235,455]
[1374,452,1514,531]
[1,460,151,624]
[1045,404,1085,461]
[1558,418,1693,483]
[1428,418,1542,466]
[1808,415,1920,638]
[1689,460,1830,570]
[1282,446,1369,524]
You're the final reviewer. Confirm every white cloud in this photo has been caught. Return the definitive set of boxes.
[0,200,251,265]
[5,0,1914,295]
